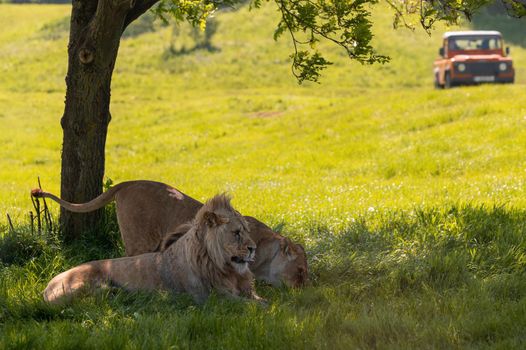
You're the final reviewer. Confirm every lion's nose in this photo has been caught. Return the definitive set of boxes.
[248,246,255,254]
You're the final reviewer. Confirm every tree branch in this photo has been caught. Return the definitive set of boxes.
[123,0,161,30]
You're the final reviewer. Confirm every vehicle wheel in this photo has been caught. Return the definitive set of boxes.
[434,73,443,89]
[444,72,452,89]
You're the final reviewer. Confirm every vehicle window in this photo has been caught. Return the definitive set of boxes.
[448,36,501,51]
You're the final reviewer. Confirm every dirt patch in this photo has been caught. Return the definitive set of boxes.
[246,111,283,118]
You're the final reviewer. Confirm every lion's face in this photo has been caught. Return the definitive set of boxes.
[203,209,256,274]
[268,238,308,288]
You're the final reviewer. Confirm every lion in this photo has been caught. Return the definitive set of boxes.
[32,180,308,288]
[43,194,265,304]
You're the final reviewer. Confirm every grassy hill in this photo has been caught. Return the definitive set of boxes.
[1,3,526,349]
[1,4,525,220]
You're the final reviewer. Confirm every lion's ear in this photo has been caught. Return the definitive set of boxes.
[280,238,297,259]
[203,211,229,227]
[280,238,291,254]
[160,232,184,251]
[160,223,192,251]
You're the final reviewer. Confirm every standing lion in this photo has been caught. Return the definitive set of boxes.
[44,194,265,304]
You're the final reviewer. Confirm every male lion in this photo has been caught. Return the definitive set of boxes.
[44,194,265,304]
[33,180,308,288]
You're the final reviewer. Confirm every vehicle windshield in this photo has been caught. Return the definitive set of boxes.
[448,36,502,51]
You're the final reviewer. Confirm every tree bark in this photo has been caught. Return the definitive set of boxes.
[60,0,158,241]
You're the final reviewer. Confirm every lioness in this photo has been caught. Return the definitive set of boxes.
[32,180,308,288]
[44,194,265,304]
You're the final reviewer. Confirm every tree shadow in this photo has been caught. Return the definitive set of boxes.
[303,204,526,293]
[163,19,221,58]
[163,44,221,58]
[471,3,526,48]
[3,200,526,290]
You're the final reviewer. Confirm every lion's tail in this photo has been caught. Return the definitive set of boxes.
[31,183,126,213]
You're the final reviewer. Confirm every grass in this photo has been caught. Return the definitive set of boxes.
[1,2,526,349]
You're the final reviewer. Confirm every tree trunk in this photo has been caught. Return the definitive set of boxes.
[60,0,158,241]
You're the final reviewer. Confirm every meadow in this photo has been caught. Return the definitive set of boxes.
[1,3,526,349]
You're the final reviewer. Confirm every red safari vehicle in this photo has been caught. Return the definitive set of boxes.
[434,31,514,88]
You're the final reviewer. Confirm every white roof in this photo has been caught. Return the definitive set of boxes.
[443,31,502,38]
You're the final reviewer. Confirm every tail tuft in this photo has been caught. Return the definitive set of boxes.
[31,188,44,197]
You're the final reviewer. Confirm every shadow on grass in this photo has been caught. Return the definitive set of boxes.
[3,203,526,287]
[3,203,525,286]
[163,44,221,59]
[304,204,526,293]
[2,204,526,348]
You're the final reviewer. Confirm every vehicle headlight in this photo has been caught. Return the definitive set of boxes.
[457,63,466,72]
[499,63,507,71]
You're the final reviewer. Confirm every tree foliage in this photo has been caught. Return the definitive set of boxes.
[268,0,390,82]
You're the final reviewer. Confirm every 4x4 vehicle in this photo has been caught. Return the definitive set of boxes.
[434,31,514,88]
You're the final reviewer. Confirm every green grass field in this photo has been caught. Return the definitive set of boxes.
[1,3,526,349]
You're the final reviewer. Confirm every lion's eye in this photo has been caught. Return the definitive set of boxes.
[233,230,241,239]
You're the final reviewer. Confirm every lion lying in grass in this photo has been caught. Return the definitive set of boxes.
[44,194,265,304]
[33,180,308,288]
